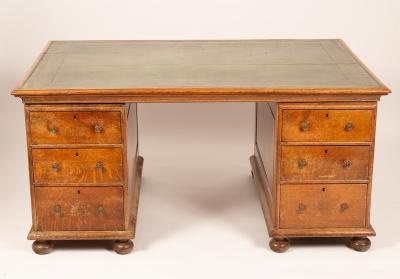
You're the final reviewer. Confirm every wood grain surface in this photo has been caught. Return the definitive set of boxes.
[281,109,373,142]
[32,148,123,185]
[279,184,367,229]
[280,145,370,182]
[30,111,122,144]
[35,186,124,231]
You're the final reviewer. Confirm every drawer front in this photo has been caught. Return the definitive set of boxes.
[280,184,367,229]
[32,148,123,185]
[281,109,373,142]
[35,187,124,231]
[280,146,369,182]
[30,111,122,144]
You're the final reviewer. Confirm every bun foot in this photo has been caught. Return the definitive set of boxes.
[32,240,54,255]
[350,237,371,252]
[269,238,290,253]
[113,240,133,255]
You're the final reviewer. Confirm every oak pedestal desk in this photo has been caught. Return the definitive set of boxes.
[12,40,390,254]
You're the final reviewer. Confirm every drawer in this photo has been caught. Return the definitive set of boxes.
[30,111,122,144]
[281,109,373,142]
[280,146,369,182]
[32,148,123,185]
[35,187,124,231]
[280,184,367,229]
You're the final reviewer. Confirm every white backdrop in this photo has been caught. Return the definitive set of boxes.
[0,1,399,278]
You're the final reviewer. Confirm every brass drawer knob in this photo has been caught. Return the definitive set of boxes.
[52,162,61,172]
[298,159,308,169]
[344,122,353,132]
[340,203,349,212]
[97,206,105,213]
[53,205,61,215]
[94,124,103,133]
[49,126,58,135]
[296,203,306,214]
[300,121,309,132]
[343,160,352,169]
[96,162,104,169]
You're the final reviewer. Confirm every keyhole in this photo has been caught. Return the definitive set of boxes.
[322,187,326,192]
[325,149,328,154]
[76,152,79,156]
[326,113,329,118]
[77,190,80,195]
[73,115,77,120]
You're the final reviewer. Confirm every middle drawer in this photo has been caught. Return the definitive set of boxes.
[280,146,370,182]
[32,148,123,185]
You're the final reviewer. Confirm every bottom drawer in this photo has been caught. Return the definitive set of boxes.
[279,184,367,229]
[35,187,124,231]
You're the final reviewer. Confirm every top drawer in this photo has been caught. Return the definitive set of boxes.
[30,111,122,144]
[281,109,373,142]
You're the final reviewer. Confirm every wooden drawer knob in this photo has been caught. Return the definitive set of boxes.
[96,162,104,170]
[300,121,309,132]
[53,205,61,215]
[343,160,352,169]
[97,205,105,213]
[340,203,349,212]
[94,124,103,133]
[344,122,353,132]
[52,162,61,172]
[49,126,58,135]
[297,159,308,169]
[296,203,306,214]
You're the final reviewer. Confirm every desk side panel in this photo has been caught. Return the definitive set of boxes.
[125,104,139,232]
[255,102,277,225]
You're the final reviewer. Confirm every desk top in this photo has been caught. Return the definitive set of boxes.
[13,40,390,103]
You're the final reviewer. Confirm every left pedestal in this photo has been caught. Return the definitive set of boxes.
[24,104,142,254]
